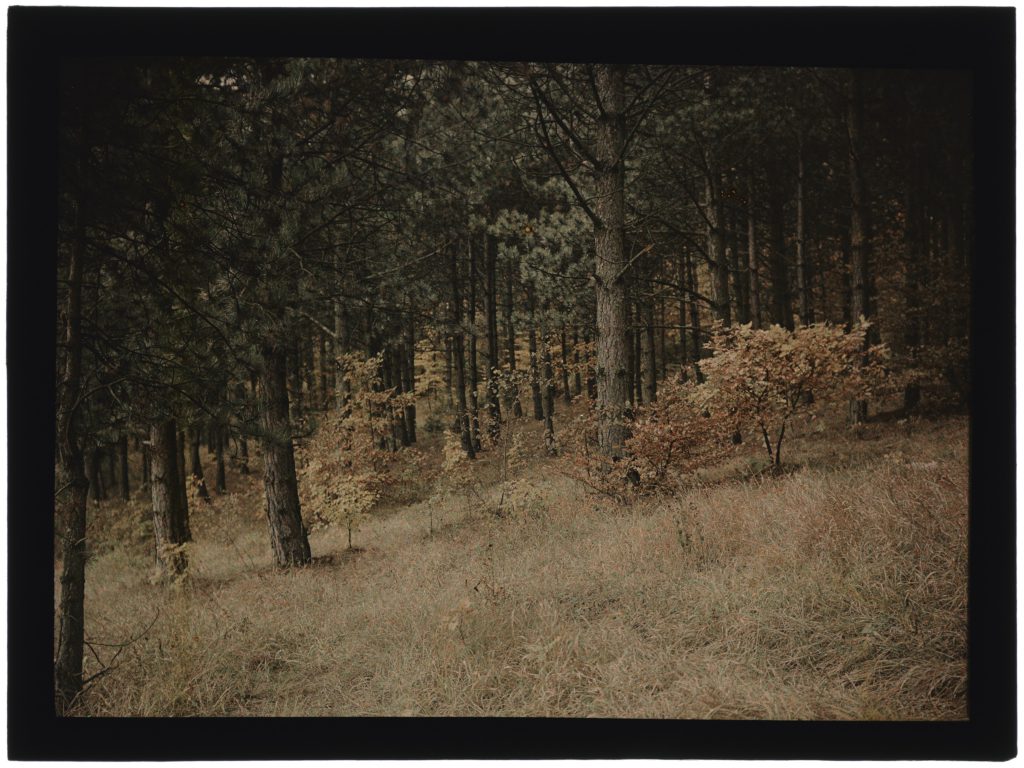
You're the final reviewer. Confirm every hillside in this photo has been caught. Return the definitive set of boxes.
[67,409,967,719]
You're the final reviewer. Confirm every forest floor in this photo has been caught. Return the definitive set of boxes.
[64,403,968,719]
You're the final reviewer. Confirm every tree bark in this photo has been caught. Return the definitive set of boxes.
[796,127,813,326]
[189,428,210,500]
[542,334,557,454]
[560,328,572,404]
[260,343,312,566]
[403,315,417,443]
[467,238,481,450]
[706,172,731,326]
[150,419,191,576]
[767,175,794,330]
[747,174,762,330]
[55,193,89,715]
[118,435,130,501]
[641,297,657,403]
[215,423,227,493]
[847,70,874,422]
[593,63,631,458]
[485,233,501,436]
[502,256,523,417]
[526,281,544,420]
[450,244,476,458]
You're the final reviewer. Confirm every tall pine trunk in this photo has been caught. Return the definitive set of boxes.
[747,175,762,329]
[150,419,191,576]
[260,344,312,566]
[527,282,544,420]
[485,234,501,436]
[450,245,476,458]
[593,63,631,459]
[503,257,522,417]
[55,194,89,715]
[847,70,875,422]
[118,435,130,501]
[641,297,657,403]
[796,128,813,326]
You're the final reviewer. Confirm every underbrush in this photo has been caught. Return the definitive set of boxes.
[66,415,967,719]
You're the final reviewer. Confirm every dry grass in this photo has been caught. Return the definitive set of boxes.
[63,412,968,719]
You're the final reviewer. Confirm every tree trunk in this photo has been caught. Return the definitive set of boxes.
[503,256,522,417]
[467,238,481,450]
[526,282,544,420]
[747,175,762,330]
[141,442,151,488]
[676,252,689,375]
[118,435,130,501]
[403,315,417,443]
[450,244,476,458]
[485,233,501,436]
[150,419,191,576]
[796,128,813,326]
[641,297,657,403]
[593,63,631,459]
[686,250,704,372]
[572,328,582,396]
[85,446,103,503]
[176,430,191,536]
[215,423,227,493]
[706,172,731,326]
[902,115,924,412]
[189,428,210,500]
[625,293,635,405]
[289,338,303,421]
[260,343,312,566]
[55,194,89,714]
[767,178,794,330]
[560,328,572,404]
[542,334,557,454]
[847,70,874,422]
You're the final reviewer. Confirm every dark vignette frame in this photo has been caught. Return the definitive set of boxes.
[9,5,1014,760]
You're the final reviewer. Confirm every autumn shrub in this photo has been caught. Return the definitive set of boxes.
[700,322,888,468]
[625,379,734,490]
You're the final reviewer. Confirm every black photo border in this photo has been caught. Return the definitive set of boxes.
[9,5,1015,760]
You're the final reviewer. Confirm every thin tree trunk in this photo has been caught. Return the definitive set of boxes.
[641,297,657,403]
[572,328,582,396]
[747,175,762,330]
[85,446,103,503]
[847,70,874,422]
[560,328,572,404]
[593,63,631,458]
[583,328,597,400]
[260,343,312,566]
[503,256,522,417]
[767,166,794,331]
[215,424,227,493]
[55,192,89,714]
[289,338,303,421]
[141,442,151,488]
[450,245,476,458]
[150,419,191,576]
[485,233,501,436]
[625,293,635,406]
[189,428,210,500]
[541,334,557,455]
[677,252,689,377]
[467,238,481,450]
[526,282,544,420]
[118,435,130,501]
[796,127,813,326]
[706,172,731,326]
[403,315,417,443]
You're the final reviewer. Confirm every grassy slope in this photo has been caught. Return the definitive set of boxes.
[67,409,967,719]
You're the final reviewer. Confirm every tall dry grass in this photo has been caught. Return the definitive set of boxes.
[63,414,967,719]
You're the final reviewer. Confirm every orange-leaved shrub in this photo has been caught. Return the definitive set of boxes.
[625,378,735,489]
[699,321,887,467]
